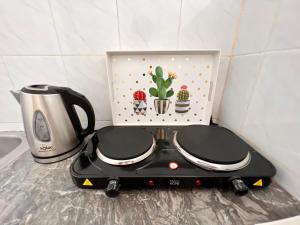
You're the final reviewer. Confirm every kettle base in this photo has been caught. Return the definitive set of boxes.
[32,142,86,164]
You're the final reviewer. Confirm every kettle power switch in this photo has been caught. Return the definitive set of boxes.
[34,111,50,142]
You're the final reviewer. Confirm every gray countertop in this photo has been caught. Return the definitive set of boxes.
[0,134,300,225]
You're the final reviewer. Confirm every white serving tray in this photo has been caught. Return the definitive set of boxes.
[106,50,221,126]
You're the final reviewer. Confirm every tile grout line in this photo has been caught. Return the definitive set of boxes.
[232,45,300,57]
[215,0,245,122]
[261,0,283,54]
[1,45,300,58]
[176,0,183,49]
[238,0,283,133]
[115,0,122,50]
[47,0,70,85]
[229,0,245,57]
[0,54,107,57]
[236,53,266,133]
[0,53,233,57]
[47,0,63,55]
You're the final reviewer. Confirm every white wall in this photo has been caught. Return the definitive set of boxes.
[218,0,300,200]
[0,0,242,131]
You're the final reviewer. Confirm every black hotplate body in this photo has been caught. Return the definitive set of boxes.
[70,126,276,197]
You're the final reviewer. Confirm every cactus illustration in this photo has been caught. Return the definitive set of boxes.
[148,66,176,114]
[133,90,147,115]
[177,85,189,101]
[148,66,176,100]
[175,85,190,113]
[133,90,146,100]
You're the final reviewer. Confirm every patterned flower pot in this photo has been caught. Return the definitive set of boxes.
[133,100,147,115]
[175,100,190,113]
[154,99,170,114]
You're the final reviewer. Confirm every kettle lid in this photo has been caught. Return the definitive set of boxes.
[21,85,65,95]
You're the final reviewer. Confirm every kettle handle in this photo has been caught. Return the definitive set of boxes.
[59,88,95,140]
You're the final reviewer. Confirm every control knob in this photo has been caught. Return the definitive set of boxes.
[230,178,249,196]
[105,179,120,197]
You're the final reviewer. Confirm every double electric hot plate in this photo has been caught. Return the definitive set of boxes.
[70,125,276,197]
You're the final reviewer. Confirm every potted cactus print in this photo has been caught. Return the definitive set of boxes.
[175,85,190,113]
[133,90,147,115]
[148,66,176,114]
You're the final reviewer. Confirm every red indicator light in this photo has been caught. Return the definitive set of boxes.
[148,180,155,187]
[195,179,202,187]
[169,162,178,170]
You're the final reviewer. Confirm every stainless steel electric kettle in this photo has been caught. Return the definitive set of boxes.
[11,84,95,163]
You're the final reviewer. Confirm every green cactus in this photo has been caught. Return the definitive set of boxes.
[177,89,189,101]
[149,66,175,100]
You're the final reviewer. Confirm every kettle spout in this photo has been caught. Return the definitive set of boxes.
[10,90,21,103]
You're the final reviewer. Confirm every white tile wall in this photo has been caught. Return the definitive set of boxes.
[267,0,300,50]
[3,56,68,89]
[234,0,300,55]
[242,50,300,170]
[0,57,22,123]
[50,0,119,54]
[0,0,241,131]
[180,0,240,55]
[218,54,263,130]
[233,0,281,55]
[211,56,229,121]
[63,56,112,121]
[0,0,59,54]
[218,0,300,200]
[241,50,300,200]
[118,0,181,50]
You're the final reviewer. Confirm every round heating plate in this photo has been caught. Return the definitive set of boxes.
[96,126,155,166]
[174,125,251,171]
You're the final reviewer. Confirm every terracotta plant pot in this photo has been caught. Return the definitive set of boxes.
[154,99,170,114]
[133,100,147,115]
[175,100,190,113]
